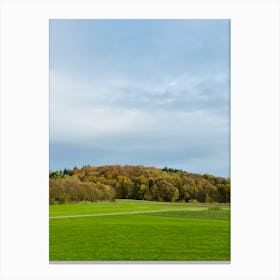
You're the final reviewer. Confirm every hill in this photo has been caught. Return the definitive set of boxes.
[49,165,230,204]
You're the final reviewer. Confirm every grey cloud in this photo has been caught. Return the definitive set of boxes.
[50,20,230,177]
[51,71,229,118]
[50,136,229,177]
[50,106,229,176]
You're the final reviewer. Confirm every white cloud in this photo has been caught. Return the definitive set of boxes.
[51,105,159,142]
[49,20,230,176]
[50,71,229,144]
[50,70,229,177]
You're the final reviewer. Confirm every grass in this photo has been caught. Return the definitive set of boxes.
[49,199,208,216]
[49,199,230,261]
[145,208,230,220]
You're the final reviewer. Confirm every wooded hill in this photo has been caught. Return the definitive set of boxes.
[49,165,230,204]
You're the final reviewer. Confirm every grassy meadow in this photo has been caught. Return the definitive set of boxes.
[49,199,230,261]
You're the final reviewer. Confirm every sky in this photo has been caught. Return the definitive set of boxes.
[49,19,230,177]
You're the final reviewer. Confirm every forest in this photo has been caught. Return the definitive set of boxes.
[49,165,230,204]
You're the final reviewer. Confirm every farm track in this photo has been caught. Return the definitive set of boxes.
[49,207,205,219]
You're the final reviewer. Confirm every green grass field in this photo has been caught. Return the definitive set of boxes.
[49,199,230,261]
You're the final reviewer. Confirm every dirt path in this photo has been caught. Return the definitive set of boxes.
[49,208,205,219]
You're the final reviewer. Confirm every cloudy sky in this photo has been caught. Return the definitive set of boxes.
[50,19,230,177]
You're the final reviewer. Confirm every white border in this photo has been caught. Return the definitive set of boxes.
[0,0,279,279]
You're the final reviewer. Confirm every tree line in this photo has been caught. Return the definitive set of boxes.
[49,165,230,204]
